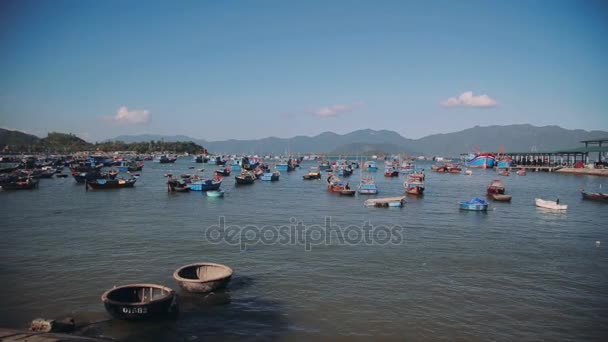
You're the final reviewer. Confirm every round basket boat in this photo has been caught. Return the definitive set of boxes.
[173,262,233,293]
[101,283,177,320]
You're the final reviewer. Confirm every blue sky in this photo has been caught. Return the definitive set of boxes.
[1,0,607,141]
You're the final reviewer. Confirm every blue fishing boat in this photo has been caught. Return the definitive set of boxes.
[459,197,489,211]
[115,160,130,172]
[318,160,331,171]
[189,178,222,191]
[465,153,496,169]
[338,165,353,177]
[275,161,289,171]
[363,161,378,172]
[496,157,515,169]
[261,171,280,181]
[230,159,242,171]
[358,177,378,194]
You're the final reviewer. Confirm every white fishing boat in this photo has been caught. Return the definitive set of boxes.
[364,196,406,208]
[535,198,567,210]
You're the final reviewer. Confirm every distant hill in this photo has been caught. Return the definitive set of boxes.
[203,125,608,155]
[5,124,606,155]
[413,124,608,155]
[34,132,93,152]
[329,142,408,156]
[0,128,40,150]
[108,134,201,143]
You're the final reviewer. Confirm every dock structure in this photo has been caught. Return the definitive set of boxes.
[501,138,608,170]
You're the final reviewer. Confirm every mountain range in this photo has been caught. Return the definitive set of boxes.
[2,125,606,155]
[110,125,607,155]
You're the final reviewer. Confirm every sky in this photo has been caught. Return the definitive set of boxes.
[1,0,607,142]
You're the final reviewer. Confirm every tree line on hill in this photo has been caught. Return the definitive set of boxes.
[0,129,205,154]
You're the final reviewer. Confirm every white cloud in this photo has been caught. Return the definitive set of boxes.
[313,102,364,117]
[110,106,151,124]
[441,91,497,108]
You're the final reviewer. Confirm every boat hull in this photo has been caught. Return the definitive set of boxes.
[581,191,608,202]
[101,284,177,320]
[459,203,489,211]
[173,263,233,293]
[189,180,221,191]
[535,198,567,210]
[465,155,496,169]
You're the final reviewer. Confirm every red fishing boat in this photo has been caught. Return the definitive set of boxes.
[487,179,505,195]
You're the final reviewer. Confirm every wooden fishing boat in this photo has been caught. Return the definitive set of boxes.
[215,168,231,177]
[173,262,233,293]
[339,189,356,196]
[364,196,406,208]
[253,168,264,179]
[516,169,527,176]
[303,167,322,180]
[409,172,425,181]
[404,179,425,195]
[101,283,177,320]
[0,178,38,190]
[235,171,256,185]
[206,190,225,197]
[86,178,136,190]
[499,171,510,176]
[72,171,102,183]
[490,194,512,202]
[535,198,567,210]
[459,198,489,211]
[581,190,608,202]
[447,164,462,173]
[384,167,399,177]
[167,179,190,192]
[487,179,505,195]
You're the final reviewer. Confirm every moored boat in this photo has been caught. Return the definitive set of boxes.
[303,167,322,180]
[404,178,425,196]
[167,179,190,192]
[364,196,406,208]
[173,262,233,293]
[580,190,608,202]
[487,179,506,195]
[339,189,356,196]
[327,175,350,192]
[101,283,177,320]
[261,170,280,181]
[490,193,512,202]
[358,177,378,194]
[215,168,231,177]
[363,161,378,172]
[459,198,489,211]
[384,167,399,177]
[86,178,136,190]
[465,152,496,169]
[0,178,38,190]
[189,177,222,191]
[516,169,527,176]
[235,171,256,185]
[535,198,567,210]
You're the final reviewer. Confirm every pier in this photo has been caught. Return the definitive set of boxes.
[499,138,608,173]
